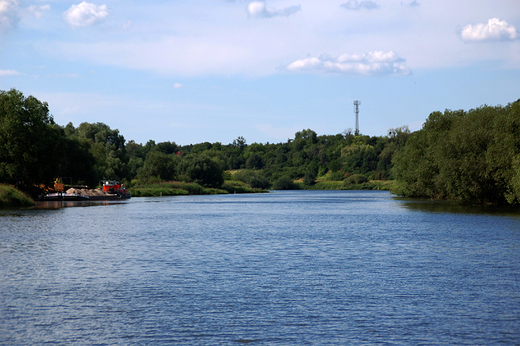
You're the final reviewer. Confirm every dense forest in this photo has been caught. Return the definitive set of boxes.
[1,88,519,205]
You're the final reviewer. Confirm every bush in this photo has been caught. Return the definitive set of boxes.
[222,180,268,193]
[343,173,368,185]
[303,169,317,186]
[233,170,270,189]
[272,176,298,190]
[325,171,344,181]
[0,185,35,208]
[131,188,189,197]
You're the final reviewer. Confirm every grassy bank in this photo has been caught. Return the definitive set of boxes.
[130,181,267,197]
[295,180,395,191]
[342,180,395,191]
[130,179,390,196]
[0,185,35,208]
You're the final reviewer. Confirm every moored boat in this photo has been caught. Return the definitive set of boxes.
[44,192,90,201]
[43,179,131,201]
[101,180,131,199]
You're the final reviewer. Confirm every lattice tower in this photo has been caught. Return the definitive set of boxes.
[354,100,361,135]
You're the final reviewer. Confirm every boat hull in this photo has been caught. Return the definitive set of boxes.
[44,193,90,201]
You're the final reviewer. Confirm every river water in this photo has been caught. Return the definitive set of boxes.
[1,190,519,345]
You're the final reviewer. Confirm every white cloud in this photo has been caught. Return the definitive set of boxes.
[0,69,19,76]
[285,51,411,76]
[401,1,419,7]
[341,1,379,10]
[0,0,19,33]
[26,4,50,19]
[173,83,183,88]
[460,18,518,42]
[63,2,110,28]
[46,36,260,77]
[247,1,301,19]
[122,20,132,29]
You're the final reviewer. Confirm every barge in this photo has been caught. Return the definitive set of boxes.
[44,180,131,201]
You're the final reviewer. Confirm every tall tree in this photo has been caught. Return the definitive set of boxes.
[0,89,65,194]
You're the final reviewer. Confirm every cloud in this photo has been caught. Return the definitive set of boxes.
[173,83,183,88]
[122,20,132,29]
[0,69,19,76]
[460,18,518,42]
[285,51,411,76]
[401,1,419,7]
[0,0,19,33]
[247,1,301,19]
[26,4,50,19]
[341,1,379,11]
[63,1,110,28]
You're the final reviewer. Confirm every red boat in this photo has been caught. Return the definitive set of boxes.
[102,180,131,198]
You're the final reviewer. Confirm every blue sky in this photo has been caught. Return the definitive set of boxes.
[1,0,519,145]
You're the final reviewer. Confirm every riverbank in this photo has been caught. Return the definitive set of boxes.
[130,180,392,196]
[130,180,268,197]
[295,180,395,191]
[0,185,35,208]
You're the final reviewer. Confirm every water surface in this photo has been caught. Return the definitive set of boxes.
[1,191,519,345]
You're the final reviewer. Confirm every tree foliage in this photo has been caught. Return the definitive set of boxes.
[392,100,520,204]
[11,88,518,205]
[0,90,72,194]
[178,155,224,188]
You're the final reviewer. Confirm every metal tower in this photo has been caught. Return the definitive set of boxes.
[353,100,361,135]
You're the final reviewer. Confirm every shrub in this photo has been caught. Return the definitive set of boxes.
[233,170,270,189]
[0,185,35,208]
[272,176,298,190]
[343,173,368,185]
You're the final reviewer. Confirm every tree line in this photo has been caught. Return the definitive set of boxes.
[2,88,519,205]
[391,100,520,205]
[0,89,409,196]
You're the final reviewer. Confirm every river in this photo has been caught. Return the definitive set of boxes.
[1,190,519,345]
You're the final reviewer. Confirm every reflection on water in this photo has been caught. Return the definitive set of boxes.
[398,197,520,216]
[33,200,129,209]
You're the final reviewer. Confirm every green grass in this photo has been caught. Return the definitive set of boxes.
[295,181,343,190]
[131,188,190,197]
[296,180,395,191]
[221,181,268,194]
[341,180,395,191]
[129,180,266,197]
[0,185,35,208]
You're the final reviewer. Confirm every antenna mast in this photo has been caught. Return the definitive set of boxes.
[353,100,361,135]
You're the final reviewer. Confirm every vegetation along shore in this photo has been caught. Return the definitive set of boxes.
[1,88,519,207]
[0,185,35,208]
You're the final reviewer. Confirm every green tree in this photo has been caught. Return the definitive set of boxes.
[0,89,66,194]
[68,122,128,180]
[233,170,270,189]
[303,168,317,186]
[392,101,520,204]
[246,153,264,170]
[138,151,178,182]
[272,176,298,190]
[154,141,178,155]
[178,155,224,188]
